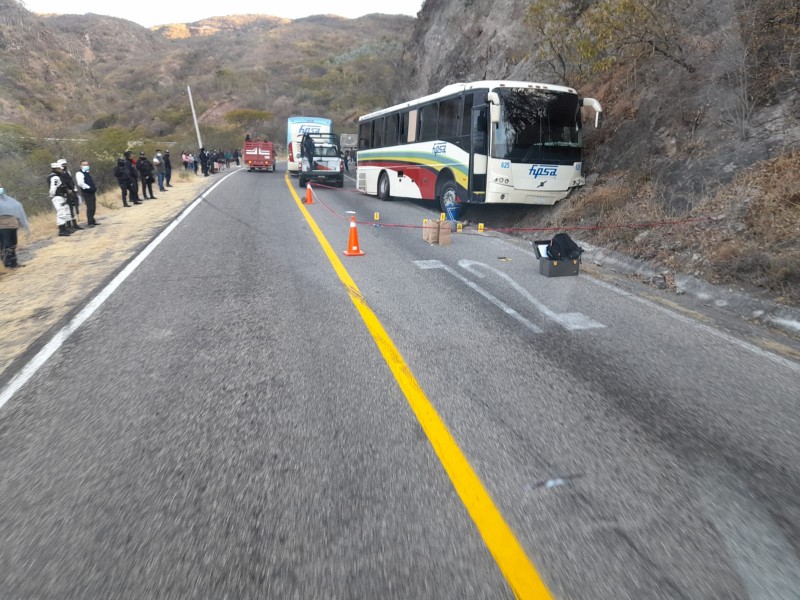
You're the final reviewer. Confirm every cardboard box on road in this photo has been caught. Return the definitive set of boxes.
[423,219,439,244]
[438,220,452,246]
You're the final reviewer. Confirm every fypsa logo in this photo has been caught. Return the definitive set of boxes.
[432,142,447,156]
[299,125,321,134]
[529,165,558,179]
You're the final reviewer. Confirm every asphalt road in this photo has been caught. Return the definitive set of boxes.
[1,164,799,599]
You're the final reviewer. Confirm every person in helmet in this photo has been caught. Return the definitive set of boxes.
[137,151,156,199]
[56,158,82,231]
[48,162,73,236]
[123,151,142,204]
[113,157,134,207]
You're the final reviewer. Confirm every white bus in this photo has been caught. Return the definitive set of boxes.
[356,80,602,217]
[286,116,333,176]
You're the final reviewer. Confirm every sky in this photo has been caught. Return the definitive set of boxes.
[19,0,425,28]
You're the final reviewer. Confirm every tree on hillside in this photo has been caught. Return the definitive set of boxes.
[526,0,695,84]
[224,109,274,136]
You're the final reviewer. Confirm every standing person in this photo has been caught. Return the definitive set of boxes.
[199,148,209,176]
[153,149,167,192]
[57,158,82,231]
[163,149,173,187]
[0,185,29,268]
[75,160,99,227]
[137,152,156,199]
[344,151,350,172]
[123,151,142,204]
[49,162,73,236]
[113,157,132,207]
[233,148,240,166]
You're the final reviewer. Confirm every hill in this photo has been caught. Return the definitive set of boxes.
[0,2,411,210]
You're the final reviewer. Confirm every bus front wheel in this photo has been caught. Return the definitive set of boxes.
[377,172,391,201]
[439,179,460,218]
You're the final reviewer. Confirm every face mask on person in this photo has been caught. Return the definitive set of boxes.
[81,166,90,173]
[156,152,162,157]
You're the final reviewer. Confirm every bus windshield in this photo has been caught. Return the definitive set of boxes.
[493,88,582,165]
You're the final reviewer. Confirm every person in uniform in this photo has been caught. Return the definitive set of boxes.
[49,162,73,236]
[137,152,157,199]
[123,151,142,204]
[163,150,173,187]
[57,158,82,231]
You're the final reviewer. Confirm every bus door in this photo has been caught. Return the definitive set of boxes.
[469,106,488,202]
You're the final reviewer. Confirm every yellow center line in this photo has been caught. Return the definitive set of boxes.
[284,174,553,599]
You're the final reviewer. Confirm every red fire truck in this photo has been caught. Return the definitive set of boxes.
[243,140,275,172]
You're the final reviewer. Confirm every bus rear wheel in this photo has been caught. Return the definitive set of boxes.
[377,172,391,201]
[439,179,460,218]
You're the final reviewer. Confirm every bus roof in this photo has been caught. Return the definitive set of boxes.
[287,116,332,124]
[359,80,579,121]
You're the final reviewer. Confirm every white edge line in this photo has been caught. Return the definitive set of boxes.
[587,276,800,373]
[497,238,800,373]
[0,171,240,411]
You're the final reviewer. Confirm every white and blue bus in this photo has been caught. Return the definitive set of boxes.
[286,116,333,176]
[356,80,602,217]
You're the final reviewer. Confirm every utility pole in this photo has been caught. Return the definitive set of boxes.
[187,85,203,149]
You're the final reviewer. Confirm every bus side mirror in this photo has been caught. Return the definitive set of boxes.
[487,92,500,124]
[582,97,603,128]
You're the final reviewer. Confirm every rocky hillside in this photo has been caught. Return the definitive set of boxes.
[407,0,800,304]
[409,0,799,211]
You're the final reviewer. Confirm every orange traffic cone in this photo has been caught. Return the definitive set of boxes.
[305,183,314,204]
[343,216,365,256]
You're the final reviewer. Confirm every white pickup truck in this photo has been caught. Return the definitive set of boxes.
[298,133,344,188]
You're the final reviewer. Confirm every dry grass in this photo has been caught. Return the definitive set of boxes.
[0,174,214,376]
[560,151,800,305]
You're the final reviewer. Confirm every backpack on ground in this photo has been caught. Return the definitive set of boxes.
[547,233,584,260]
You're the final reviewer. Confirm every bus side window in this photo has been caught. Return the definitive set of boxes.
[419,103,438,142]
[474,108,488,155]
[372,117,384,148]
[385,113,399,146]
[359,121,371,150]
[400,112,408,145]
[439,97,460,144]
[461,93,474,148]
[407,110,418,143]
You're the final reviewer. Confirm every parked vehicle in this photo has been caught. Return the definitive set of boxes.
[243,140,275,172]
[298,133,344,188]
[287,116,333,176]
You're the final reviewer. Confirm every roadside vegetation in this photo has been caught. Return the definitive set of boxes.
[516,0,800,306]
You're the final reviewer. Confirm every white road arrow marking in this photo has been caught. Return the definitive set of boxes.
[459,260,605,331]
[414,260,543,333]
